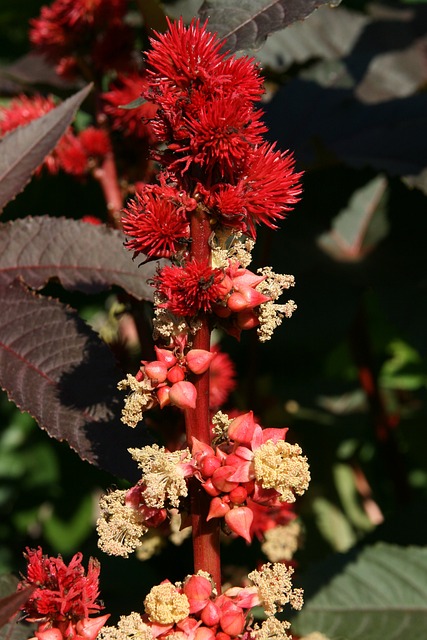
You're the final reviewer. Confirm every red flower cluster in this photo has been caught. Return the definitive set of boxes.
[191,412,310,542]
[29,0,132,77]
[0,95,110,177]
[138,575,259,639]
[18,548,109,640]
[133,18,302,237]
[102,74,158,142]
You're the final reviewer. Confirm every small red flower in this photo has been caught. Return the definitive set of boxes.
[209,346,236,409]
[122,184,195,259]
[30,0,127,61]
[156,260,229,317]
[20,548,104,623]
[78,127,111,159]
[102,74,158,141]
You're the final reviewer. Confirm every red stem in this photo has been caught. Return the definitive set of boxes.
[184,207,221,590]
[93,148,123,228]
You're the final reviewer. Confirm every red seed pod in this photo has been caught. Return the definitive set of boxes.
[76,616,111,640]
[195,628,215,640]
[167,364,186,383]
[224,506,253,543]
[211,466,239,492]
[207,496,231,520]
[236,309,259,330]
[184,575,213,613]
[156,385,171,408]
[144,360,168,383]
[213,304,232,318]
[202,478,221,497]
[200,601,221,627]
[228,486,248,505]
[200,455,222,478]
[219,601,245,636]
[227,292,248,312]
[186,349,216,375]
[155,346,177,368]
[215,634,231,640]
[169,381,197,409]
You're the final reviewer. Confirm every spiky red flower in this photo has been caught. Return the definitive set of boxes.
[20,548,103,622]
[145,18,226,92]
[176,97,266,179]
[55,134,88,176]
[156,260,228,317]
[207,142,302,236]
[78,127,111,158]
[102,74,158,141]
[122,184,195,259]
[30,0,126,61]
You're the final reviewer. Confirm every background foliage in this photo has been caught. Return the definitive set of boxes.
[1,0,427,638]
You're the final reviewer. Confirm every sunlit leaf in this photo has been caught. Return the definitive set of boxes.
[198,0,342,53]
[317,176,389,261]
[293,543,427,640]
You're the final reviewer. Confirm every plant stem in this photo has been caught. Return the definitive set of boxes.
[93,148,123,228]
[184,207,221,590]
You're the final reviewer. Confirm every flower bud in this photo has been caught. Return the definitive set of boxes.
[227,292,248,312]
[200,455,221,478]
[167,364,186,383]
[155,347,177,368]
[186,349,216,375]
[76,615,111,640]
[200,601,220,627]
[195,628,215,640]
[227,412,256,445]
[144,360,168,383]
[202,479,221,497]
[224,507,253,543]
[239,285,270,308]
[156,385,171,408]
[207,497,230,520]
[219,602,245,636]
[229,486,247,505]
[236,310,259,330]
[184,575,212,613]
[169,381,197,409]
[211,466,239,492]
[35,629,63,640]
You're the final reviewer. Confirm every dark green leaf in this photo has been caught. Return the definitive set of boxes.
[0,84,92,212]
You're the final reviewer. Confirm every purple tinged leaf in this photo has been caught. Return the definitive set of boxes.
[0,282,153,480]
[198,0,342,53]
[0,587,35,629]
[0,216,159,300]
[0,84,92,213]
[317,176,389,261]
[0,53,77,91]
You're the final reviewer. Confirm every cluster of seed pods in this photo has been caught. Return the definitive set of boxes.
[137,345,216,410]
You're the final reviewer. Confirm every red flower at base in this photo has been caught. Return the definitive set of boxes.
[19,548,107,634]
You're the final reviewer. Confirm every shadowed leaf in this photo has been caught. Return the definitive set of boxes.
[198,0,342,53]
[317,175,389,261]
[0,282,153,480]
[292,543,427,640]
[0,216,159,300]
[0,577,35,640]
[0,84,92,213]
[0,587,34,629]
[0,53,77,91]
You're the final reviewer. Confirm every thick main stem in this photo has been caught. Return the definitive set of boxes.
[185,207,221,590]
